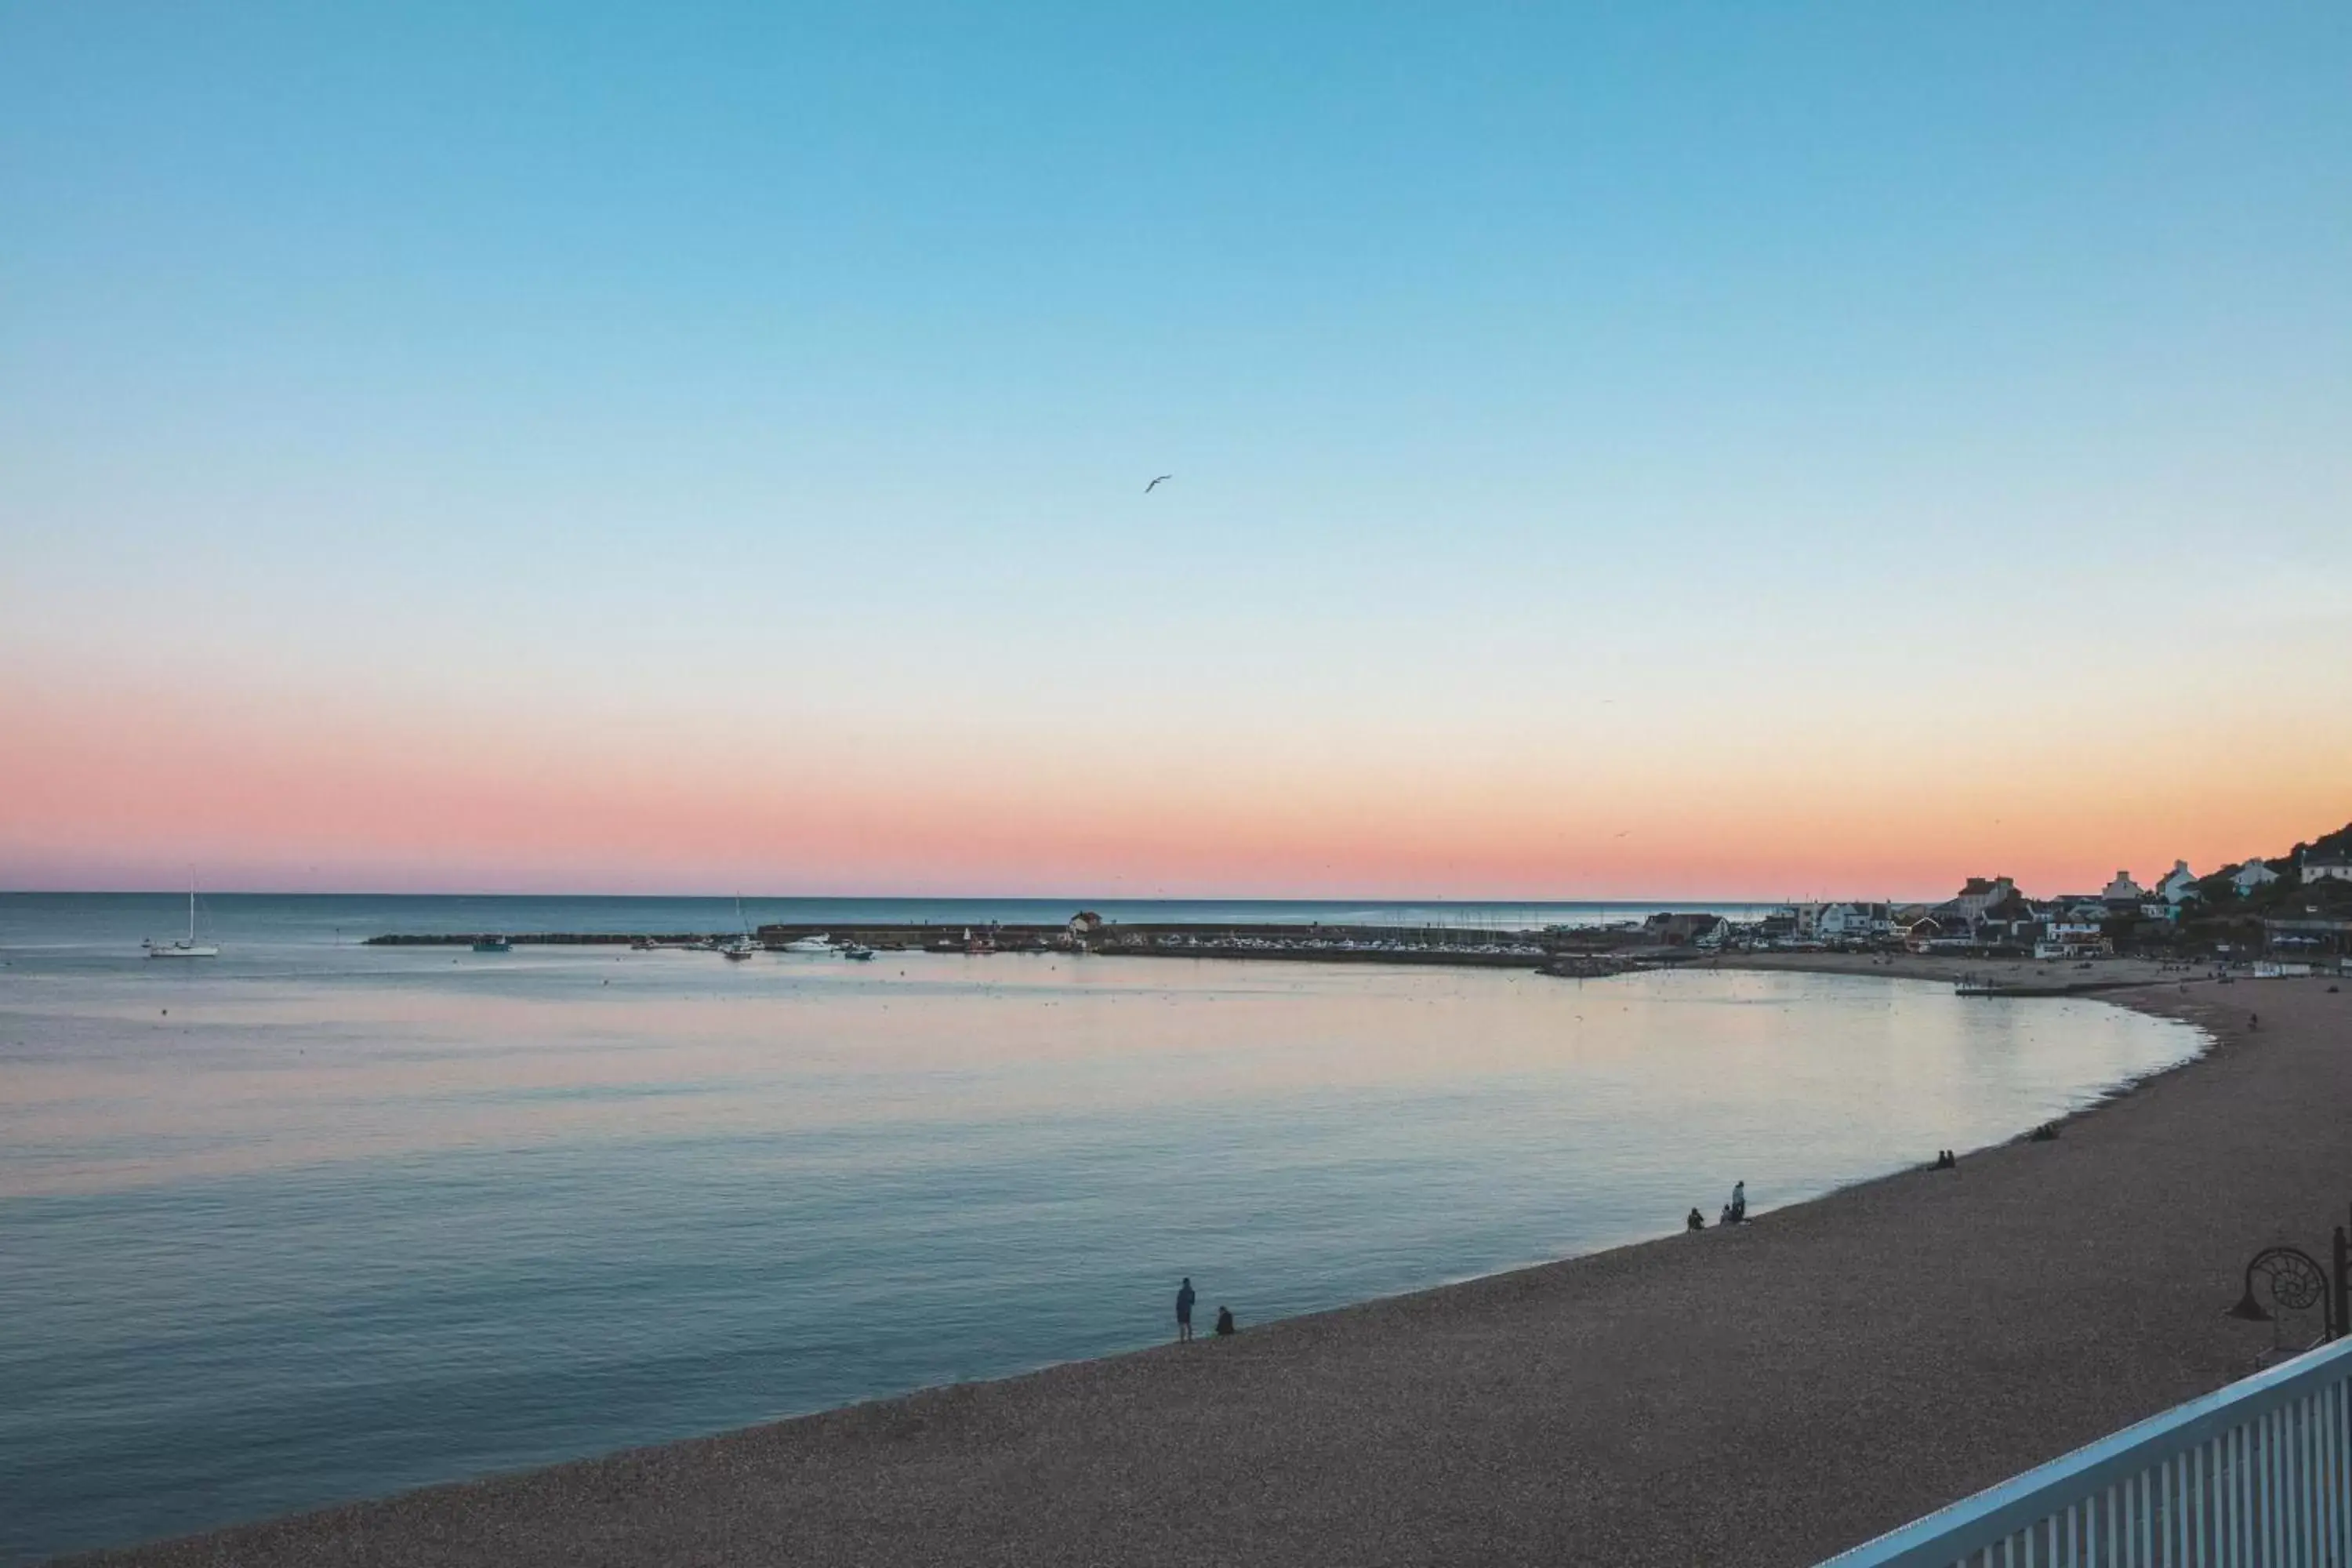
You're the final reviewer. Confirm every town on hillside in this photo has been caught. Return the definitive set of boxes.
[1689,822,2352,968]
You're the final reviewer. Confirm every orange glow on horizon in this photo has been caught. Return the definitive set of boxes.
[5,670,2343,902]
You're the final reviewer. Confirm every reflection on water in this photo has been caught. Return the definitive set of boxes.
[0,918,2201,1563]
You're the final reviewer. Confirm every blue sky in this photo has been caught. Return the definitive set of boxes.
[3,3,2347,895]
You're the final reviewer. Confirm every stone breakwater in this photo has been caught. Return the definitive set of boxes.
[365,921,1682,971]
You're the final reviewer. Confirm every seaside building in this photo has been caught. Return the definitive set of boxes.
[2301,850,2352,884]
[1947,877,2017,927]
[1891,912,1947,949]
[2100,870,2144,905]
[1816,902,1894,942]
[2154,860,2200,905]
[2262,915,2352,970]
[1777,903,1894,946]
[2034,922,2112,960]
[1642,912,1726,946]
[2228,858,2281,895]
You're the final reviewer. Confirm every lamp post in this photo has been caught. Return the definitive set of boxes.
[2227,1223,2350,1346]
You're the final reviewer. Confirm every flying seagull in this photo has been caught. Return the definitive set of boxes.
[1145,474,1172,493]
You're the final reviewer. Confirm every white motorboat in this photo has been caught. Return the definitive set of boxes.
[782,934,833,953]
[146,879,220,959]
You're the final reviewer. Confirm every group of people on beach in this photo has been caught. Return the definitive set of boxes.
[1174,1277,1235,1341]
[1686,1180,1747,1231]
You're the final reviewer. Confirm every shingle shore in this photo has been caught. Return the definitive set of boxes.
[74,978,2349,1568]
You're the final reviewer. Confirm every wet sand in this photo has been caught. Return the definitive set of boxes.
[1716,950,2199,991]
[78,977,2350,1568]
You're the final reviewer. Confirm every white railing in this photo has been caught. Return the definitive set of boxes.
[1819,1335,2352,1566]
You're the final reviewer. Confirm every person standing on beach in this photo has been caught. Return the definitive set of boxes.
[1175,1277,1196,1342]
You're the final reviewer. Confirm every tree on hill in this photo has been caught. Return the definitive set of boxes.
[2194,821,2352,920]
[2191,869,2243,907]
[2283,821,2352,869]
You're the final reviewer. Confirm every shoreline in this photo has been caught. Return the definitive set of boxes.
[73,975,2350,1568]
[1711,949,2218,994]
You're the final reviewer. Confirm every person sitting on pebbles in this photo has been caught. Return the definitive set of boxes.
[1214,1305,1236,1338]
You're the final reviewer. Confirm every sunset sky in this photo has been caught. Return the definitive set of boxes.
[4,3,2347,899]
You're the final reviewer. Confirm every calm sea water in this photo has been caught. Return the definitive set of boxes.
[0,895,2202,1563]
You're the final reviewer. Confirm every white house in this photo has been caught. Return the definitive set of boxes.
[1950,877,2017,924]
[2102,870,2145,904]
[2036,921,2113,960]
[2230,858,2281,895]
[1817,902,1893,942]
[2302,851,2352,884]
[2155,860,2200,905]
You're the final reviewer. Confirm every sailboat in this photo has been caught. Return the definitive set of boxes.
[718,894,760,960]
[146,877,220,959]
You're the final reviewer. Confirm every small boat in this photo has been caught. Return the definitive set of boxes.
[147,878,220,959]
[630,937,658,952]
[472,936,512,953]
[782,934,833,953]
[839,942,876,961]
[718,895,760,960]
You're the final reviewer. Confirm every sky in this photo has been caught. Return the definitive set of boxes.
[2,2,2347,900]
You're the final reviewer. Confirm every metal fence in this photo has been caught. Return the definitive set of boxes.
[1818,1336,2352,1566]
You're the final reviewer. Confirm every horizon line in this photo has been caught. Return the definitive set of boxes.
[2,887,1940,905]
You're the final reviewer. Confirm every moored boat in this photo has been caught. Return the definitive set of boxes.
[147,879,220,959]
[718,895,760,959]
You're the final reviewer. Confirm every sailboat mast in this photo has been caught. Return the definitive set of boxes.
[189,874,197,942]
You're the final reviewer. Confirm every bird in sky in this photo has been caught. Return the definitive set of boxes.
[1145,474,1172,492]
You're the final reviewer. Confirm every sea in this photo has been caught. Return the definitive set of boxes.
[0,894,2206,1563]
